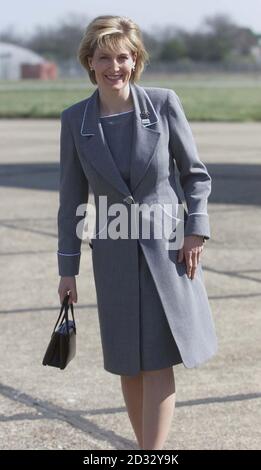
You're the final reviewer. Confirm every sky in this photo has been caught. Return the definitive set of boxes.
[1,0,261,37]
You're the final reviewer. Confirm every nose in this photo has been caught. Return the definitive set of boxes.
[108,58,121,70]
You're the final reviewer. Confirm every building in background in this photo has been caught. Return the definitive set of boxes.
[0,42,57,80]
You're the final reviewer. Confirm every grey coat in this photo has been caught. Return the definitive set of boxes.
[57,82,218,375]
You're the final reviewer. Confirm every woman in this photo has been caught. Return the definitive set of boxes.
[57,15,218,450]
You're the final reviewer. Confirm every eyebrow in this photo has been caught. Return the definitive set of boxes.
[98,52,129,56]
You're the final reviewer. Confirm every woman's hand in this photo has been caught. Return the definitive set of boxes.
[178,235,205,280]
[58,276,78,305]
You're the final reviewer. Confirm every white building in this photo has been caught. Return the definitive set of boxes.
[0,42,45,80]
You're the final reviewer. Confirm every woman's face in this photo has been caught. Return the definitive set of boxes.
[88,45,136,91]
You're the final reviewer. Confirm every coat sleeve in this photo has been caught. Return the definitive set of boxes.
[167,89,211,240]
[57,110,89,276]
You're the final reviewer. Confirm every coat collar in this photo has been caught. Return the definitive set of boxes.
[80,82,161,197]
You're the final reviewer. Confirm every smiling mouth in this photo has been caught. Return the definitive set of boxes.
[105,75,124,82]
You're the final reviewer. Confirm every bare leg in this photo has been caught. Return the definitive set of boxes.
[120,372,143,448]
[120,367,175,450]
[142,367,176,450]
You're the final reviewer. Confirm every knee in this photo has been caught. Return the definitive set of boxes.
[142,367,173,377]
[121,371,142,380]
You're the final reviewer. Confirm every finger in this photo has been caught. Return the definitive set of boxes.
[190,252,198,280]
[72,289,78,303]
[190,265,197,279]
[68,291,73,305]
[185,251,193,278]
[69,288,77,304]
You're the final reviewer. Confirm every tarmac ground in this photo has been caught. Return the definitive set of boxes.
[0,120,260,450]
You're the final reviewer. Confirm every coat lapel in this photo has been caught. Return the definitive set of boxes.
[80,82,161,197]
[129,83,161,193]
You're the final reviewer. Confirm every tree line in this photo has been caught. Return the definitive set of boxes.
[1,13,260,65]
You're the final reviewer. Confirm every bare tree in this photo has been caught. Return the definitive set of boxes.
[25,13,90,60]
[0,26,26,46]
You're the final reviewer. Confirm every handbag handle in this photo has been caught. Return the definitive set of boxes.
[52,294,76,334]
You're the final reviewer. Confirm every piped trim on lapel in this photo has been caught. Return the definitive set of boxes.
[80,89,97,137]
[129,83,161,192]
[136,86,159,127]
[80,83,159,136]
[79,83,161,196]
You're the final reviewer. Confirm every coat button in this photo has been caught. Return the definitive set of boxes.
[123,195,135,204]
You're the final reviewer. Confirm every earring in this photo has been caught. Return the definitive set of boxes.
[132,64,135,71]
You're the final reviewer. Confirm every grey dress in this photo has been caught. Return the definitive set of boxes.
[100,109,182,371]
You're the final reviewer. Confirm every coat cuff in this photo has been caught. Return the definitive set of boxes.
[184,213,210,240]
[57,252,81,276]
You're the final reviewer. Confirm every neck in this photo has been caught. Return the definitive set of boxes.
[98,83,134,116]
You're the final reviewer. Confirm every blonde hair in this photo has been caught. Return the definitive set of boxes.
[77,15,149,84]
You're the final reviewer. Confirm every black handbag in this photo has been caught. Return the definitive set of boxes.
[42,294,76,370]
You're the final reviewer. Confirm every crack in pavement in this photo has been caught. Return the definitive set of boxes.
[0,382,136,450]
